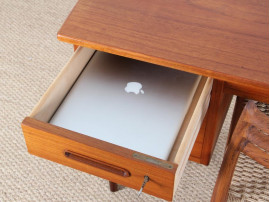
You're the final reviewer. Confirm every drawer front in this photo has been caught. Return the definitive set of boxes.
[22,117,177,201]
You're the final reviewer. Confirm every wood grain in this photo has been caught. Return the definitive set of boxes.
[22,117,177,201]
[211,101,269,202]
[242,142,269,168]
[224,82,269,103]
[227,97,247,146]
[192,80,233,165]
[246,126,269,152]
[22,45,213,200]
[211,123,247,202]
[58,0,268,98]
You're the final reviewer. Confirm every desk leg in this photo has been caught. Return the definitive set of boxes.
[109,181,118,192]
[190,80,233,165]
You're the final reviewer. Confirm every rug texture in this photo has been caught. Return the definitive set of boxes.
[0,0,268,201]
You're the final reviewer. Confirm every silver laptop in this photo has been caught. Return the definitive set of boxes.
[50,51,201,160]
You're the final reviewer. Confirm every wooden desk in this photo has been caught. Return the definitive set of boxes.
[57,0,269,165]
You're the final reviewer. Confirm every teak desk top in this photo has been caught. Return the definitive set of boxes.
[58,0,269,100]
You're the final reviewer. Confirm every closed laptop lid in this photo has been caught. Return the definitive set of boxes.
[50,51,201,160]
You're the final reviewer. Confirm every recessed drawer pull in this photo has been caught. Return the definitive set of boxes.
[64,150,130,177]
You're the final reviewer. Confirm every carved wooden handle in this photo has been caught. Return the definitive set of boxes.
[64,150,130,177]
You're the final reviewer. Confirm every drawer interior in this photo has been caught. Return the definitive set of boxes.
[24,47,212,200]
[30,46,211,161]
[48,50,203,161]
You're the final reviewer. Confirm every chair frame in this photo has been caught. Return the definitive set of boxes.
[211,101,269,202]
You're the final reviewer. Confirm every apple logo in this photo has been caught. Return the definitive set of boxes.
[125,82,144,95]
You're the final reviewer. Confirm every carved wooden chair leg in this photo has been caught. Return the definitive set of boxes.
[211,101,269,202]
[227,96,247,146]
[109,181,118,192]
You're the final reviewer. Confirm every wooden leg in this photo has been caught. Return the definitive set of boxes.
[109,181,118,192]
[212,101,269,201]
[190,80,233,165]
[226,97,247,146]
[211,130,243,202]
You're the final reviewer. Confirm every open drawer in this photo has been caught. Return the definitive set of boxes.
[21,47,213,201]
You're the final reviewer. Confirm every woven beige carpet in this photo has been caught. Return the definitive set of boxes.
[1,0,268,201]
